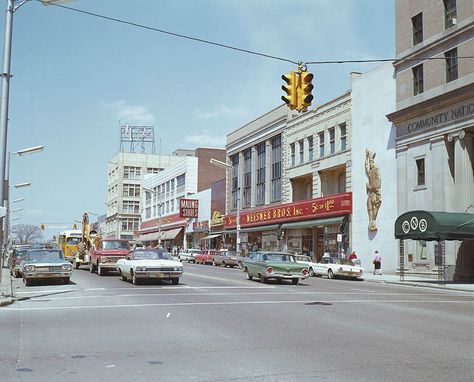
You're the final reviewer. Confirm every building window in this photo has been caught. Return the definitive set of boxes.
[271,136,282,202]
[147,167,159,174]
[121,218,139,232]
[299,139,304,164]
[308,136,314,161]
[123,184,140,197]
[338,173,346,193]
[319,132,325,158]
[176,173,185,189]
[340,123,347,151]
[256,143,266,205]
[412,13,423,45]
[243,149,252,208]
[123,166,141,180]
[122,200,140,214]
[445,48,458,82]
[290,143,295,167]
[416,158,425,186]
[231,155,239,210]
[444,0,457,28]
[413,64,424,95]
[329,127,335,155]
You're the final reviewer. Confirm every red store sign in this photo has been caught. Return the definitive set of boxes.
[224,192,352,228]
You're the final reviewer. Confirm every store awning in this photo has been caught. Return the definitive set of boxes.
[394,210,474,241]
[282,216,344,229]
[161,227,182,241]
[139,232,160,242]
[201,233,222,240]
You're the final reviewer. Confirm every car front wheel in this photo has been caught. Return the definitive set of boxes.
[309,267,315,277]
[292,278,299,285]
[171,278,179,285]
[328,269,335,279]
[131,271,139,285]
[23,278,32,286]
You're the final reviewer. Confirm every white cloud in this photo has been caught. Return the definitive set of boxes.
[101,100,155,125]
[184,130,226,147]
[193,104,246,119]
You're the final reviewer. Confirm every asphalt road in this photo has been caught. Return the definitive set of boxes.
[0,263,473,382]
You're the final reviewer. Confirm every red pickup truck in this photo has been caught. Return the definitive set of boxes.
[89,238,129,276]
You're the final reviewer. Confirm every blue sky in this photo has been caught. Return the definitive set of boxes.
[2,0,394,239]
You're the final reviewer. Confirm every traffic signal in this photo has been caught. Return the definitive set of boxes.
[297,70,314,112]
[281,71,297,110]
[40,224,45,231]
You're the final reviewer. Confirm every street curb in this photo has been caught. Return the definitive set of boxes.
[363,278,474,293]
[0,297,14,307]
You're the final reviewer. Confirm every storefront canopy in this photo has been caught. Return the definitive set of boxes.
[139,227,183,242]
[201,233,221,240]
[394,210,474,241]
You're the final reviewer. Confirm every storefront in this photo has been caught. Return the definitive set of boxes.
[224,193,352,260]
[139,213,187,250]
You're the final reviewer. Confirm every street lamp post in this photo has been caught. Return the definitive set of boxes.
[2,145,43,254]
[209,158,240,253]
[142,186,162,247]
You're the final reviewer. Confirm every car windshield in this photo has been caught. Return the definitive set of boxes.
[262,254,295,262]
[295,255,311,262]
[27,250,64,262]
[103,241,129,250]
[220,251,238,256]
[66,237,80,245]
[13,250,28,258]
[132,250,172,260]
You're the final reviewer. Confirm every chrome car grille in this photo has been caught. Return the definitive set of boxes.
[145,267,178,272]
[36,266,62,272]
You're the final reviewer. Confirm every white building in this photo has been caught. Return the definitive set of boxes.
[106,152,185,239]
[351,63,398,272]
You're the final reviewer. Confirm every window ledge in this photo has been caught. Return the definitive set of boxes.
[413,185,427,191]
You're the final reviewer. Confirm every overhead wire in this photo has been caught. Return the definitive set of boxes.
[37,0,474,67]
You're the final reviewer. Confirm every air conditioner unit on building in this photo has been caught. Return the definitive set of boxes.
[451,18,457,25]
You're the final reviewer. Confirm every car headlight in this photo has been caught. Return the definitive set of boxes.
[62,264,72,271]
[135,266,146,271]
[101,257,107,263]
[24,265,36,272]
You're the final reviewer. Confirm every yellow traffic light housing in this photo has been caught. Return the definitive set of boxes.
[298,71,314,112]
[281,71,297,110]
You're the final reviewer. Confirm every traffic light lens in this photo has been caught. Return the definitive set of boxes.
[303,73,314,83]
[304,95,314,103]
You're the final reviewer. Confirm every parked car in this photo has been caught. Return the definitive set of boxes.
[212,250,240,267]
[116,248,184,285]
[312,257,364,279]
[21,249,73,286]
[195,249,217,265]
[7,246,30,278]
[244,252,309,285]
[294,254,319,277]
[178,248,201,263]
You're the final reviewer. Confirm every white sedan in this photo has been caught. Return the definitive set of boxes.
[294,255,320,277]
[312,257,364,280]
[116,248,184,285]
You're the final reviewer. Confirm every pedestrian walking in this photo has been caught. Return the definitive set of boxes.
[339,248,346,259]
[373,250,382,275]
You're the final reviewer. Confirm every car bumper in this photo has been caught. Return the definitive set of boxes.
[266,273,309,280]
[98,263,120,269]
[23,271,72,280]
[134,271,183,280]
[337,271,363,278]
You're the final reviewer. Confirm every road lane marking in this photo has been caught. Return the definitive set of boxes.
[15,291,463,302]
[2,299,471,312]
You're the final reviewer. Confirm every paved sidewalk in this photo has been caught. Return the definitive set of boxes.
[0,267,14,306]
[363,272,474,292]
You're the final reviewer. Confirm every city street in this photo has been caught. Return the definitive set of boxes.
[1,263,473,382]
